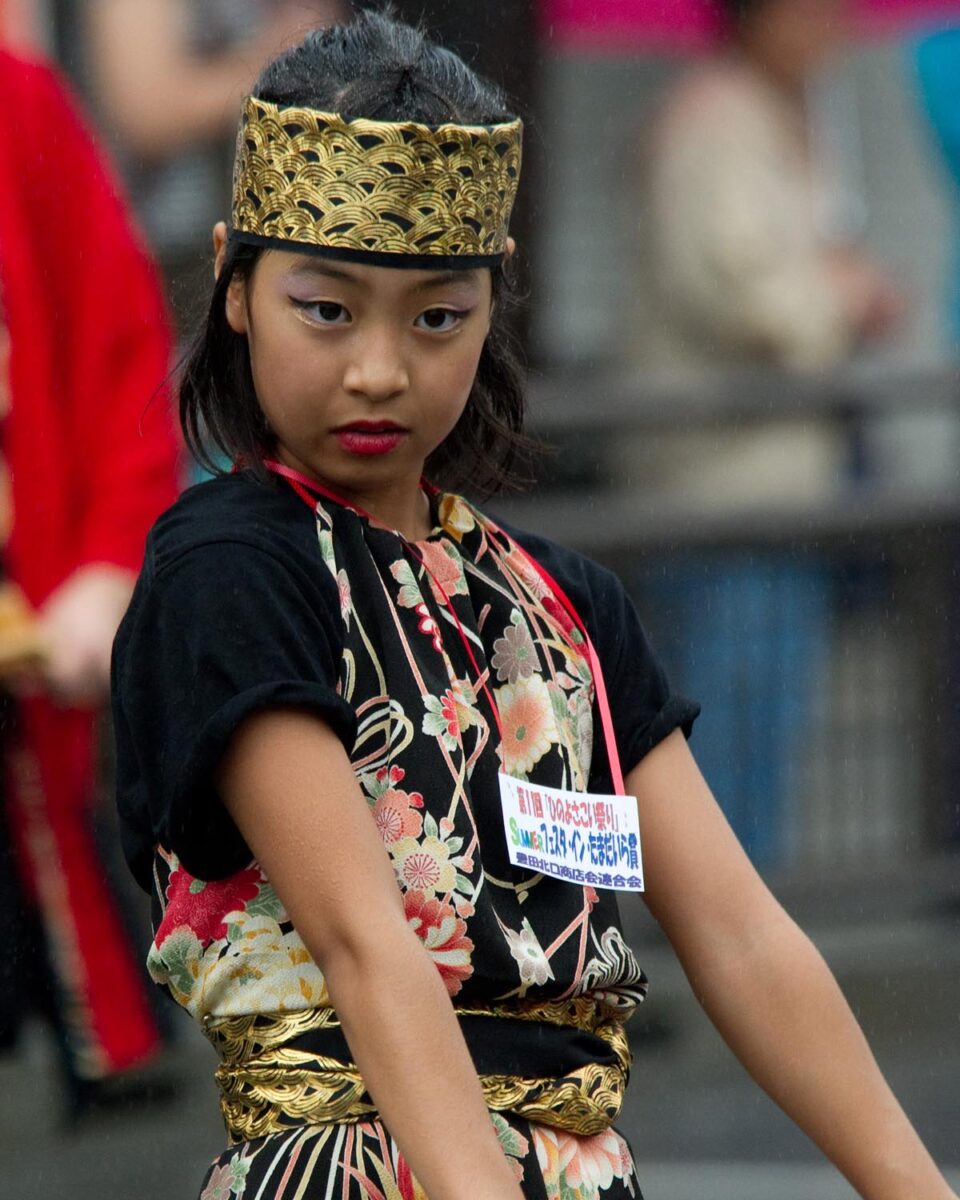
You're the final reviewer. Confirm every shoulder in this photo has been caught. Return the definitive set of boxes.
[146,472,319,578]
[117,473,344,677]
[126,472,341,638]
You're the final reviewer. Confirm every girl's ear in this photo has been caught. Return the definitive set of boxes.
[224,275,249,336]
[212,221,250,335]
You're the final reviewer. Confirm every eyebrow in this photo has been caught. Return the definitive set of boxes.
[286,261,481,292]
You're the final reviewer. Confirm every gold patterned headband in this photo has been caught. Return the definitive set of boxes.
[231,96,522,267]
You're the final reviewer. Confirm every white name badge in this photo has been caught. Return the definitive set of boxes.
[498,773,644,892]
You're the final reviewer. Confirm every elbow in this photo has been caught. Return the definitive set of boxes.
[311,905,449,1023]
[305,895,412,989]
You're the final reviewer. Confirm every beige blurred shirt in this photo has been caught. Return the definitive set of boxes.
[638,61,852,372]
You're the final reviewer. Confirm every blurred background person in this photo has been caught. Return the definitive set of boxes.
[638,0,903,376]
[617,0,907,868]
[0,46,179,1119]
[84,0,346,334]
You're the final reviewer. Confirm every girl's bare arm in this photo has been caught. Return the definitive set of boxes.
[219,708,523,1200]
[629,729,956,1200]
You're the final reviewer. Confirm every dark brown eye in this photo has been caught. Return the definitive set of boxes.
[416,308,465,332]
[299,300,349,324]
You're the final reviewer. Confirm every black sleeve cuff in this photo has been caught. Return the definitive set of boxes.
[163,680,357,881]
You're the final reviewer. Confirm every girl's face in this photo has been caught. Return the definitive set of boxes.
[219,233,493,530]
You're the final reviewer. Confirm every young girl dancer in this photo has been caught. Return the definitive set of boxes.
[112,12,957,1200]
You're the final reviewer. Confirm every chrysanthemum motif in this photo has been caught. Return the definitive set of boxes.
[503,917,554,988]
[495,673,558,776]
[363,764,426,845]
[504,547,550,598]
[372,787,424,845]
[404,889,473,996]
[491,617,537,684]
[157,864,262,948]
[390,835,457,898]
[532,1126,636,1199]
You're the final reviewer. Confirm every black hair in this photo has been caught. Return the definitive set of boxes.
[179,9,534,497]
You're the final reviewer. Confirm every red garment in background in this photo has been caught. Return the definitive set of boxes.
[0,50,179,1077]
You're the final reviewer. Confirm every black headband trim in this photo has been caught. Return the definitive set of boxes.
[229,230,504,271]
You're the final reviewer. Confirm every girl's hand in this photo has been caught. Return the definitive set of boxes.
[38,564,135,705]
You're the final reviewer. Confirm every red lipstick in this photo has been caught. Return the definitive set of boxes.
[333,420,407,457]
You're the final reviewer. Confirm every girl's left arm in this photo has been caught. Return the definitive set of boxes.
[630,729,956,1200]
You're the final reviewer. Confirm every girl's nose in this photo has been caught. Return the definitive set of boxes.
[342,328,410,402]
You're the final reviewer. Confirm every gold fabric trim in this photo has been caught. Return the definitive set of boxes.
[205,1000,629,1144]
[231,97,522,259]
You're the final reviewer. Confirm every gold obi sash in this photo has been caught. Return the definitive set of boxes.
[203,997,631,1144]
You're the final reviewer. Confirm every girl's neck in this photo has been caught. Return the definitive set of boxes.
[272,451,434,540]
[348,482,434,541]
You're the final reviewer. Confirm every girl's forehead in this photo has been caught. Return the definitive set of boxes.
[266,250,488,295]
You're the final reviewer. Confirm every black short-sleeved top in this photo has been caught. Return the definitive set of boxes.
[112,472,698,1025]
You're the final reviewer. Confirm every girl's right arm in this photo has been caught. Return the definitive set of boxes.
[218,706,524,1200]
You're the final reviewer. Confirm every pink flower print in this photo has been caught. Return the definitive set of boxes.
[439,691,460,738]
[563,1128,633,1193]
[422,683,479,750]
[200,1164,234,1200]
[404,889,474,996]
[372,786,424,845]
[157,866,261,948]
[335,568,352,623]
[416,539,467,604]
[532,1126,634,1198]
[491,618,537,684]
[373,764,406,791]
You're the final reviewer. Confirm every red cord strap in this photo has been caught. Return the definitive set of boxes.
[263,460,627,796]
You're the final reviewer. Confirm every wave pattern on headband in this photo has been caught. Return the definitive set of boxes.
[231,97,522,266]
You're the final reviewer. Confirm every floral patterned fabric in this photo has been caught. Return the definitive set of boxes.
[114,474,698,1198]
[197,1115,640,1200]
